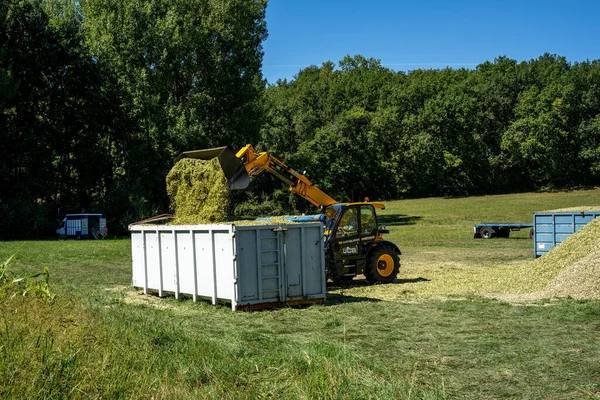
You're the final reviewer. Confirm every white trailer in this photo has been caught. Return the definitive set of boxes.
[56,214,107,239]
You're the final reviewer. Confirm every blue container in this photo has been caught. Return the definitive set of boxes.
[533,211,600,257]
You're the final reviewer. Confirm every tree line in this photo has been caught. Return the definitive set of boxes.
[260,55,600,208]
[0,0,267,238]
[1,0,599,238]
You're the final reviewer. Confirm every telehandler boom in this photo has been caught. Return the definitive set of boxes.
[176,145,401,283]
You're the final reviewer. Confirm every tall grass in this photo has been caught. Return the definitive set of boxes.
[2,286,600,398]
[0,293,449,399]
[0,251,53,301]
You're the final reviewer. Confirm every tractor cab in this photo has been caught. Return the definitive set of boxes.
[322,202,400,283]
[176,144,401,284]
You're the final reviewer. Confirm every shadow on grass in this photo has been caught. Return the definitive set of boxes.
[328,276,430,289]
[325,293,382,305]
[325,276,431,305]
[397,277,431,284]
[378,214,422,226]
[475,237,533,241]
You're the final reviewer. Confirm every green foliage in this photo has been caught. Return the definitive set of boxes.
[79,0,268,231]
[2,0,600,234]
[0,251,53,302]
[259,54,600,210]
[0,252,16,289]
[0,0,267,238]
[233,188,299,218]
[0,0,120,238]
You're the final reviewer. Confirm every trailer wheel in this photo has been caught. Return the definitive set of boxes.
[480,227,495,239]
[529,228,534,239]
[365,246,400,284]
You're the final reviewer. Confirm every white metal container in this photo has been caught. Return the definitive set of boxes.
[130,222,326,310]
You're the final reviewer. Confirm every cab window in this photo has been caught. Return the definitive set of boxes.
[360,206,377,236]
[337,208,358,237]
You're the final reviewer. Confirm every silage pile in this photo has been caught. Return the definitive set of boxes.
[545,206,600,212]
[497,215,600,299]
[540,211,600,299]
[166,158,231,224]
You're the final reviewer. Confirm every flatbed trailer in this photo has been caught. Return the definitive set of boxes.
[473,223,534,239]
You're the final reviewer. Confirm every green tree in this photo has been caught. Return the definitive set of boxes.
[261,53,600,205]
[0,0,113,238]
[80,0,268,228]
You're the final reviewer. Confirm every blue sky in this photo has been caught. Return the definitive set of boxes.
[262,0,600,83]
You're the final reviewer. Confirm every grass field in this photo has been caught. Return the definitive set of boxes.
[1,189,600,399]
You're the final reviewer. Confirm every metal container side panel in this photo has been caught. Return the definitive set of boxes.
[235,227,282,305]
[193,231,213,297]
[144,232,162,290]
[258,228,281,301]
[301,225,326,297]
[575,214,600,224]
[129,224,236,303]
[234,223,326,305]
[535,243,554,256]
[282,225,326,299]
[193,229,232,302]
[235,229,261,303]
[159,231,177,293]
[213,230,235,302]
[175,231,195,296]
[131,232,146,288]
[553,215,574,225]
[284,227,303,299]
[535,213,556,257]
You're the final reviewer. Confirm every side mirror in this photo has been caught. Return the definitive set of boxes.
[378,225,389,234]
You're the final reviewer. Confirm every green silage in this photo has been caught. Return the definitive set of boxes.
[545,206,600,212]
[166,158,231,224]
[165,158,300,225]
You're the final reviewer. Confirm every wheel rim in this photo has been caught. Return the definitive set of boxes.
[377,254,394,277]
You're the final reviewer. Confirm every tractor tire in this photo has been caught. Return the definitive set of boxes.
[365,246,400,284]
[480,227,495,239]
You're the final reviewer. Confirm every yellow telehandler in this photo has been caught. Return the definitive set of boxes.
[175,145,401,283]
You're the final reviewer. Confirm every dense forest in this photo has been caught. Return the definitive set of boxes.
[1,0,599,238]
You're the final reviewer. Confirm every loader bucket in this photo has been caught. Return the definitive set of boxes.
[174,146,250,190]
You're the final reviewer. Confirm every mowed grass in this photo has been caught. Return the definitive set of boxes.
[341,188,600,300]
[1,189,600,399]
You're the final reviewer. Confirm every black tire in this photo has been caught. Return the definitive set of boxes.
[365,246,400,284]
[529,228,534,239]
[480,227,495,239]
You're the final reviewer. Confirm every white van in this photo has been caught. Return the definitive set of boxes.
[57,214,107,239]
